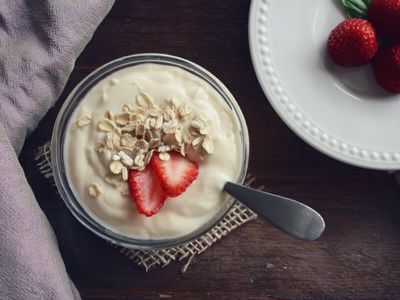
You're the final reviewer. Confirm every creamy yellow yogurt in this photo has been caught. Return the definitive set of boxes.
[64,63,242,239]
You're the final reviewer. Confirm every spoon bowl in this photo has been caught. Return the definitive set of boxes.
[224,182,325,241]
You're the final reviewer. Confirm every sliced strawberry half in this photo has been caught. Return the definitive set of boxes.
[150,152,199,197]
[128,166,167,217]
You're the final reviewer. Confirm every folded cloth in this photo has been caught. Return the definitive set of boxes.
[0,1,114,299]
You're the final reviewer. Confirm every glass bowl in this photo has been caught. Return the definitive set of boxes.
[51,53,249,250]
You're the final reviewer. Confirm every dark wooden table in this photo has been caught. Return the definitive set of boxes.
[19,1,400,299]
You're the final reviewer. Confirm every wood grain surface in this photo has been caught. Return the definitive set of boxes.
[19,1,400,299]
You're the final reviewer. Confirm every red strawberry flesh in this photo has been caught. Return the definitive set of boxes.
[150,152,199,197]
[128,167,166,217]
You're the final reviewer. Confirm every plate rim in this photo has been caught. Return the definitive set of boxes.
[248,0,400,170]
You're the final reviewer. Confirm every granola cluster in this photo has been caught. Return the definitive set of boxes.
[77,92,213,185]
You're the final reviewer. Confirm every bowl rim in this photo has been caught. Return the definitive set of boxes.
[51,53,250,250]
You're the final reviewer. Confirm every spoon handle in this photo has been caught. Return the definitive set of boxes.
[224,182,325,241]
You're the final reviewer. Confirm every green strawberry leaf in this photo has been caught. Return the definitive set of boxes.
[339,0,372,18]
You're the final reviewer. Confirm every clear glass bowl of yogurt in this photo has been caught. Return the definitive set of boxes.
[51,54,249,250]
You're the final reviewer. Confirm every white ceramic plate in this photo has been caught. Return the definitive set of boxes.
[249,0,400,170]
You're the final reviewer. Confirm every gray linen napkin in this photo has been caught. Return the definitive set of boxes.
[0,1,114,299]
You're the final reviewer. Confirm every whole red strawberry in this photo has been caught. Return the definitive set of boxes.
[372,45,400,93]
[328,18,379,67]
[368,0,400,43]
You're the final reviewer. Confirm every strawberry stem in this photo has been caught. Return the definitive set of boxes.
[339,0,372,18]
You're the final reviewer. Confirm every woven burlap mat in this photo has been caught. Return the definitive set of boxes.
[35,142,258,272]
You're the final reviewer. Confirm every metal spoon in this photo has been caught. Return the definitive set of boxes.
[224,182,325,241]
